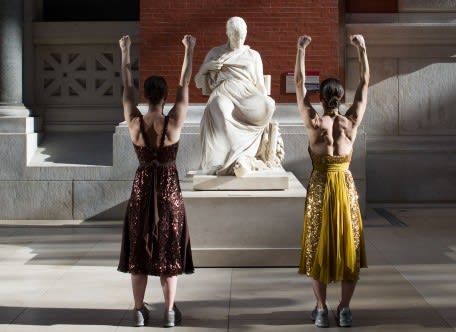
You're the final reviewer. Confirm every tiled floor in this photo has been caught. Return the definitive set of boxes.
[0,206,455,331]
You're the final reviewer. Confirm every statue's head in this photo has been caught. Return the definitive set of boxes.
[226,17,247,47]
[144,76,168,106]
[320,78,344,110]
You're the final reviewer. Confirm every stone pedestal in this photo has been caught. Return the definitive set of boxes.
[182,172,307,266]
[192,172,289,190]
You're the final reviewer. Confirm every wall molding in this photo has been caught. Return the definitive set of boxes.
[398,0,456,12]
[33,22,140,44]
[346,23,456,46]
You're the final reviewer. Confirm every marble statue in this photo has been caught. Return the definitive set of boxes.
[195,16,284,177]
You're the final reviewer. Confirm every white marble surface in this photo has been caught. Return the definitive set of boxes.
[73,181,132,220]
[0,181,73,219]
[192,173,290,191]
[183,172,307,265]
[0,134,27,180]
[346,59,399,136]
[399,59,456,135]
[183,172,305,198]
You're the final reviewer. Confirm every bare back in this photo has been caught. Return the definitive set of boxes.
[131,112,180,149]
[294,34,369,157]
[307,113,358,156]
[119,34,195,151]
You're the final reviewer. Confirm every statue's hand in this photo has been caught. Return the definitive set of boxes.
[182,35,196,49]
[297,35,311,50]
[205,59,223,72]
[119,35,131,52]
[350,34,366,51]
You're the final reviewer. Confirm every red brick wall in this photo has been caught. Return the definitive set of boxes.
[140,0,342,103]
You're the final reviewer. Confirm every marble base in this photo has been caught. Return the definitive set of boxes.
[192,171,289,190]
[182,172,307,266]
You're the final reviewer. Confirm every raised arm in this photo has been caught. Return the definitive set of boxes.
[168,35,196,132]
[294,36,318,129]
[119,35,141,127]
[346,34,370,127]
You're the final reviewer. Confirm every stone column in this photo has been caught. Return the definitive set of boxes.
[0,0,29,116]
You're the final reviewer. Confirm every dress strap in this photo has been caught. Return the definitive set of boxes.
[159,115,169,149]
[139,116,150,148]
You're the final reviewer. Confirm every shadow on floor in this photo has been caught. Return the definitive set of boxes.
[2,304,453,329]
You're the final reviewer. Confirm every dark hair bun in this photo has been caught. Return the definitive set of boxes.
[327,96,341,109]
[144,76,168,105]
[320,78,344,109]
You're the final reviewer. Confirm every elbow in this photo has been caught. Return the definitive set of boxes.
[363,67,370,84]
[182,76,191,87]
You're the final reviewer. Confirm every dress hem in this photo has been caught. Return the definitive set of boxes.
[117,266,195,276]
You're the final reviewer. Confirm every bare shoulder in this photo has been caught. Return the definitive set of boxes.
[128,115,142,130]
[338,114,353,124]
[127,115,142,143]
[343,108,362,127]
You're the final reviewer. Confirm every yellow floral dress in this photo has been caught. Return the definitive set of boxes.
[299,148,367,283]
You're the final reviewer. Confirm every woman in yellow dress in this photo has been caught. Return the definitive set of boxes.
[294,34,369,328]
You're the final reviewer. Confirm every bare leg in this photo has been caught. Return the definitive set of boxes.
[312,279,328,309]
[340,281,357,308]
[160,275,178,310]
[131,274,148,309]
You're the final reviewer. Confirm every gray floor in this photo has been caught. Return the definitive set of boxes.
[0,206,455,331]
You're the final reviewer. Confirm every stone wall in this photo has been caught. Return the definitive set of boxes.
[346,1,456,202]
[31,22,139,132]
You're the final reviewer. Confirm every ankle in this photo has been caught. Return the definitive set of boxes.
[136,301,148,310]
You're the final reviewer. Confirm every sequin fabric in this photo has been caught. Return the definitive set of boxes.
[118,116,194,276]
[299,149,367,282]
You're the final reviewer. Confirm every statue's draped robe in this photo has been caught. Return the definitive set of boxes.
[195,44,275,175]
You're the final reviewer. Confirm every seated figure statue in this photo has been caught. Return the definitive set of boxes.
[195,16,284,176]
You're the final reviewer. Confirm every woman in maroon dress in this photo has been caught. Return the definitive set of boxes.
[117,34,196,327]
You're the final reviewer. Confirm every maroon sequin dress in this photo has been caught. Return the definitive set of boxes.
[118,116,194,276]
